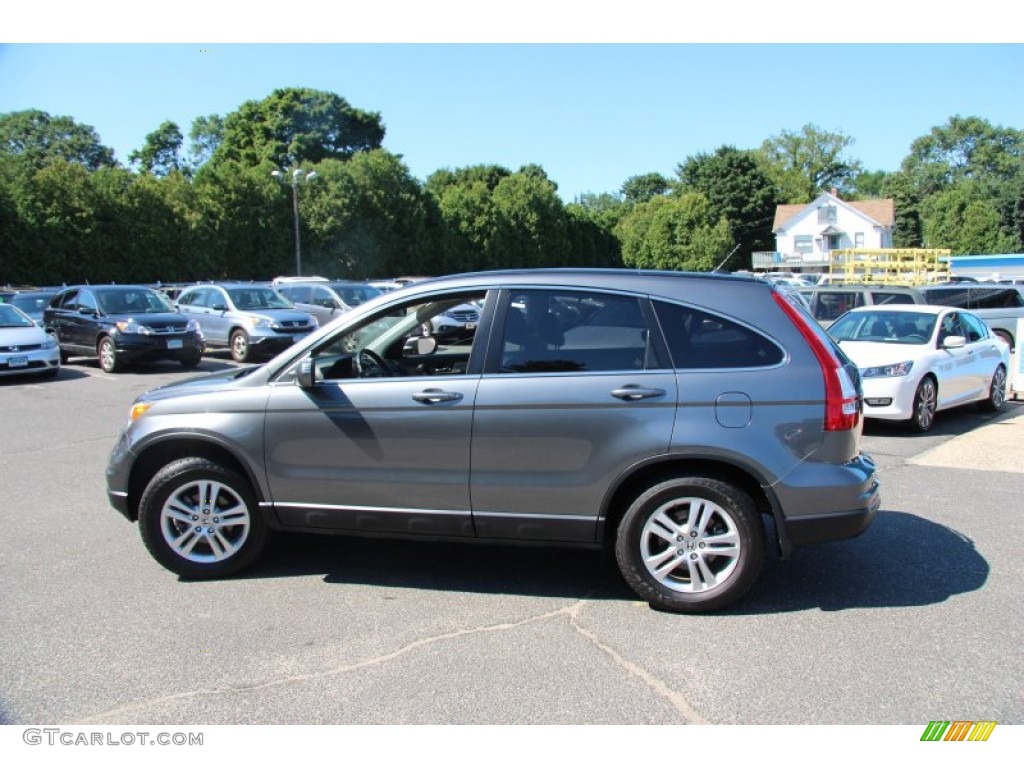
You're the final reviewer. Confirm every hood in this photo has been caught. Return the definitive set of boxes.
[139,364,264,403]
[252,309,316,324]
[836,340,927,369]
[0,324,47,346]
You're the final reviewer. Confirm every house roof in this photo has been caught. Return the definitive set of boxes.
[773,195,895,231]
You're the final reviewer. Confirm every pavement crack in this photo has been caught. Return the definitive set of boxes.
[73,603,578,724]
[566,602,709,725]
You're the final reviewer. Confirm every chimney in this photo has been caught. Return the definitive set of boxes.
[831,187,839,198]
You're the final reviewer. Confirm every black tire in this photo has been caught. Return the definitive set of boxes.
[97,336,121,373]
[180,349,203,369]
[979,365,1007,413]
[615,477,764,613]
[908,376,937,433]
[138,457,268,579]
[230,329,251,363]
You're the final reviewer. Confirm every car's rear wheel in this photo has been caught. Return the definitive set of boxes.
[979,366,1007,412]
[908,376,937,433]
[138,457,267,579]
[97,336,121,373]
[615,477,764,613]
[230,329,251,363]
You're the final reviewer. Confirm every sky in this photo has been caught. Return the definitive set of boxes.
[2,8,1022,204]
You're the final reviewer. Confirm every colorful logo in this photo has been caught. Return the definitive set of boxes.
[921,721,997,742]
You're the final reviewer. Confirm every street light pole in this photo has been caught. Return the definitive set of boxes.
[271,168,318,277]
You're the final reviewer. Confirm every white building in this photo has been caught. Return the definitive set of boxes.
[753,191,895,271]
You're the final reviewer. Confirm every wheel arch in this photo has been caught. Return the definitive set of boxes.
[599,457,782,553]
[125,438,267,524]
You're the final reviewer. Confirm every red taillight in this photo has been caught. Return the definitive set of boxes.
[772,290,860,432]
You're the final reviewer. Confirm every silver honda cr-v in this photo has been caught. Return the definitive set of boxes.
[107,269,879,613]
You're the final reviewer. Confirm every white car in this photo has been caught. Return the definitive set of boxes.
[0,302,61,379]
[828,305,1010,432]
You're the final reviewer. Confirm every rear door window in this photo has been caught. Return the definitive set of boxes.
[813,291,865,322]
[654,301,784,369]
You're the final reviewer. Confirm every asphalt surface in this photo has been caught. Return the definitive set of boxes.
[1,355,1022,727]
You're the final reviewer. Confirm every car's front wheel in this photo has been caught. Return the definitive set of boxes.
[230,329,251,363]
[979,366,1007,412]
[180,349,203,368]
[97,336,121,373]
[615,477,764,613]
[138,457,268,579]
[908,376,937,432]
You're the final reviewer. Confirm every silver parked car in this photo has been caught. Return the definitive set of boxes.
[175,283,318,362]
[107,269,880,613]
[275,280,383,327]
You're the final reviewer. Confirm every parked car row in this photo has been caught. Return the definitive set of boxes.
[797,282,1024,350]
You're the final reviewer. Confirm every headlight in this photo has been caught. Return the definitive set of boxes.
[130,402,153,421]
[115,319,154,335]
[43,334,58,349]
[186,319,203,336]
[861,360,914,377]
[248,316,273,329]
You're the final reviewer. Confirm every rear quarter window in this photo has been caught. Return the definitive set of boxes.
[654,301,784,369]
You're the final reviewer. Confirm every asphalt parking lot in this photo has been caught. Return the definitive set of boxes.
[1,355,1022,727]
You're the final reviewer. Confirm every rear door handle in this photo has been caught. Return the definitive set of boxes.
[611,386,666,401]
[412,389,463,404]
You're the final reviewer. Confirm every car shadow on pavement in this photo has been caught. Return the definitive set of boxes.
[235,508,986,613]
[862,398,1023,438]
[252,533,634,602]
[733,510,988,614]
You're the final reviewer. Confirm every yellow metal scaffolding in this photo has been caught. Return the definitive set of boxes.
[828,248,952,285]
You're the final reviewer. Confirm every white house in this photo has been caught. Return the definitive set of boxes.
[754,190,895,271]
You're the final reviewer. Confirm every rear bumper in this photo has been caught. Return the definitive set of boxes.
[774,452,881,553]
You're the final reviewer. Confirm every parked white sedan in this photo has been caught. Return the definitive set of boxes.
[828,305,1010,432]
[0,303,61,379]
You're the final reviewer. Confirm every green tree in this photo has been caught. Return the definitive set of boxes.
[0,109,116,171]
[901,116,1024,253]
[759,124,862,203]
[621,172,670,204]
[129,120,185,177]
[851,169,891,199]
[301,150,443,279]
[211,88,385,170]
[617,192,732,271]
[901,115,1024,197]
[676,146,779,269]
[921,180,1019,254]
[188,114,224,170]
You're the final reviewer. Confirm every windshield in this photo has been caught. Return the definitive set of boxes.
[332,284,382,306]
[227,287,294,311]
[7,294,55,316]
[0,304,35,327]
[97,288,175,314]
[829,311,937,344]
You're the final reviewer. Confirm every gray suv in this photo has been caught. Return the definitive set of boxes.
[107,270,879,613]
[175,283,318,362]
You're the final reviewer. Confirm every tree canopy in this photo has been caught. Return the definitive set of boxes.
[210,88,386,170]
[0,109,116,172]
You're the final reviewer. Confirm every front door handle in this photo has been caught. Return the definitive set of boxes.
[611,386,666,401]
[412,389,463,404]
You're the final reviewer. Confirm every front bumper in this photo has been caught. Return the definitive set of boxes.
[113,332,203,362]
[860,374,919,422]
[0,345,61,377]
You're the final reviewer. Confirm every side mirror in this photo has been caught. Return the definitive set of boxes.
[296,357,316,389]
[941,335,966,349]
[404,335,438,356]
[211,303,228,312]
